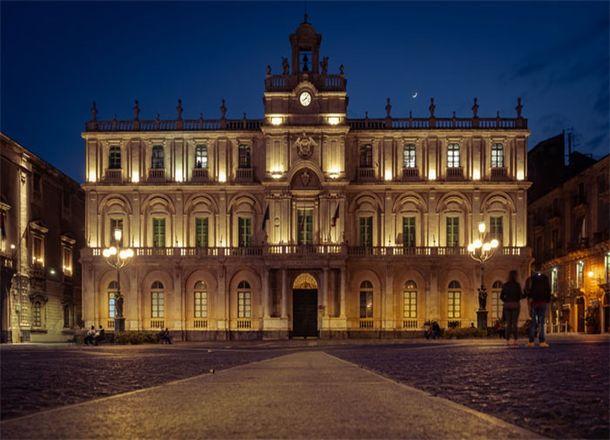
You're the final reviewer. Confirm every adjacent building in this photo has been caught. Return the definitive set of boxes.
[81,18,531,339]
[1,133,85,342]
[528,133,609,333]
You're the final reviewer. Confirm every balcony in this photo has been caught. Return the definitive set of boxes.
[490,167,508,181]
[357,167,376,182]
[235,167,254,183]
[192,168,209,183]
[446,167,464,180]
[104,169,123,183]
[402,167,420,181]
[148,168,166,183]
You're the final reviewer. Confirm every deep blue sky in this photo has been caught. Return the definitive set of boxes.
[2,1,608,182]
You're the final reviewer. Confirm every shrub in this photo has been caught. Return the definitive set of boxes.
[443,327,487,339]
[114,331,160,345]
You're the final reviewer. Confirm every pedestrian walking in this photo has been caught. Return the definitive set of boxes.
[500,270,524,347]
[524,264,552,348]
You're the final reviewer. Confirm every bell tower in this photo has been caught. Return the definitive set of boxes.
[290,14,322,75]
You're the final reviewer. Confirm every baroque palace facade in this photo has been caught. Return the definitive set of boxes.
[81,19,531,339]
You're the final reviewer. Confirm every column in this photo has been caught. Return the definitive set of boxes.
[321,268,329,316]
[262,269,270,319]
[340,267,347,318]
[281,269,288,318]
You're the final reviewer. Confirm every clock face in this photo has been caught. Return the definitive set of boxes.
[299,91,312,107]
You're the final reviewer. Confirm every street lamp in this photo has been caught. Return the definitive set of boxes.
[102,229,133,332]
[467,221,500,329]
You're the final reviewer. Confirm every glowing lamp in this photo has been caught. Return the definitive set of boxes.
[218,171,227,183]
[10,244,15,250]
[490,239,499,248]
[517,170,525,181]
[473,240,482,249]
[102,248,111,258]
[270,170,283,179]
[587,271,594,278]
[478,222,486,234]
[428,170,436,180]
[114,228,122,243]
[49,268,56,275]
[482,243,492,252]
[270,117,283,126]
[467,243,475,252]
[131,172,140,183]
[327,116,340,126]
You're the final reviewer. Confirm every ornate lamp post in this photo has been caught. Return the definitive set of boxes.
[467,221,499,329]
[102,229,133,333]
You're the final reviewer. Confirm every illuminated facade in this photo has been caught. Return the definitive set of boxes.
[81,19,531,339]
[1,133,85,343]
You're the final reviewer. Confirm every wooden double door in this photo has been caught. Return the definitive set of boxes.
[292,289,318,337]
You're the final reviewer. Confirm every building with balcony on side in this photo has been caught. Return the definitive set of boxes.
[81,18,531,340]
[1,132,85,343]
[528,133,609,334]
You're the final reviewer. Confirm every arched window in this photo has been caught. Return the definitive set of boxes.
[195,145,208,169]
[403,144,416,169]
[448,280,461,319]
[152,145,164,169]
[194,281,208,318]
[359,281,374,318]
[237,281,252,318]
[108,280,118,318]
[109,146,121,169]
[491,281,503,320]
[238,144,251,169]
[491,143,504,168]
[359,144,373,168]
[403,280,417,318]
[151,281,165,318]
[32,301,42,327]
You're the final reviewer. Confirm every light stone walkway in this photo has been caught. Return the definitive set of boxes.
[0,351,541,439]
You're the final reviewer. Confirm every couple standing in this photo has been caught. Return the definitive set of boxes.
[500,264,551,347]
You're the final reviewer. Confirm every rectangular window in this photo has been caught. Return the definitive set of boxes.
[195,145,208,169]
[238,291,252,318]
[238,144,251,168]
[491,288,502,320]
[403,144,416,168]
[63,305,71,328]
[490,216,503,242]
[359,144,373,168]
[448,291,461,319]
[62,247,73,275]
[359,291,373,318]
[491,143,504,168]
[447,143,460,168]
[109,146,121,169]
[152,146,164,169]
[32,235,44,266]
[446,217,459,247]
[403,291,417,318]
[297,209,313,245]
[108,293,116,319]
[238,217,252,247]
[32,302,42,327]
[152,218,166,248]
[194,291,208,318]
[151,291,164,318]
[33,173,42,199]
[605,253,610,283]
[576,261,584,288]
[110,218,124,246]
[195,218,209,248]
[402,217,416,247]
[551,268,558,294]
[359,216,373,247]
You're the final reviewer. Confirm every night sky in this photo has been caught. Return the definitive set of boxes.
[2,1,608,182]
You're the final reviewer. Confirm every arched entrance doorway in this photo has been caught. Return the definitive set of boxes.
[292,273,318,338]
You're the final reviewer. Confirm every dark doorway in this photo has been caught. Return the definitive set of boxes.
[292,289,318,337]
[577,297,585,332]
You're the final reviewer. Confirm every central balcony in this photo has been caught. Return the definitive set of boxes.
[235,167,254,183]
[148,168,166,183]
[192,168,209,183]
[446,167,464,180]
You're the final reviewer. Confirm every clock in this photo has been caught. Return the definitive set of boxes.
[299,91,312,107]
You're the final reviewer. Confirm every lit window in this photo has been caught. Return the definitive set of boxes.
[402,217,416,247]
[110,218,124,246]
[297,209,313,245]
[551,268,558,294]
[359,216,373,247]
[194,281,208,318]
[152,218,166,248]
[403,281,417,318]
[490,216,503,242]
[109,146,121,169]
[195,145,208,169]
[403,144,416,169]
[605,253,610,283]
[576,261,584,288]
[62,246,73,275]
[238,217,252,247]
[491,281,503,320]
[32,301,42,327]
[195,218,209,248]
[359,144,373,168]
[448,280,461,319]
[447,143,460,168]
[108,280,118,319]
[151,281,165,318]
[491,143,504,168]
[237,281,251,318]
[446,217,459,247]
[359,281,374,318]
[152,145,164,169]
[238,144,251,169]
[32,235,44,266]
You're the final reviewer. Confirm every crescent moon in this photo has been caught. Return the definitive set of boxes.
[412,92,418,98]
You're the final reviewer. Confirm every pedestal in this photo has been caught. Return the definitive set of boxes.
[476,310,488,330]
[114,317,125,333]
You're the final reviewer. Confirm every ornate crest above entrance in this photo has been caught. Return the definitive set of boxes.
[295,133,316,159]
[293,272,318,289]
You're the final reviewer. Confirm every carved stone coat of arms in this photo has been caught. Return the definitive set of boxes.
[295,133,317,159]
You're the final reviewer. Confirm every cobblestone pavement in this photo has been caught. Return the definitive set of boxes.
[0,344,286,420]
[327,339,610,439]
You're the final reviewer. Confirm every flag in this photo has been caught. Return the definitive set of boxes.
[262,204,270,230]
[331,202,340,227]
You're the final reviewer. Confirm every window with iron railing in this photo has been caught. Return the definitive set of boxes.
[195,145,208,169]
[238,144,251,169]
[491,143,504,168]
[32,301,42,327]
[447,143,460,168]
[447,281,462,319]
[297,209,313,245]
[403,281,417,319]
[195,218,208,248]
[194,281,208,318]
[152,145,164,169]
[151,281,165,318]
[403,144,416,169]
[110,218,123,246]
[359,216,373,247]
[238,217,252,247]
[402,217,416,247]
[359,144,373,168]
[576,261,584,288]
[108,280,118,319]
[359,281,373,318]
[237,281,252,318]
[490,216,503,242]
[109,146,121,169]
[152,218,166,248]
[446,217,459,247]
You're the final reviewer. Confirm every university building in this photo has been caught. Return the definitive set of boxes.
[1,133,85,343]
[81,18,531,339]
[528,133,609,334]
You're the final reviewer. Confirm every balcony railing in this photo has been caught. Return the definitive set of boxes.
[192,168,209,183]
[490,167,508,180]
[357,167,376,182]
[446,167,464,180]
[402,167,419,180]
[264,73,346,92]
[348,116,527,130]
[235,167,254,182]
[86,118,262,132]
[104,169,123,183]
[148,168,165,182]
